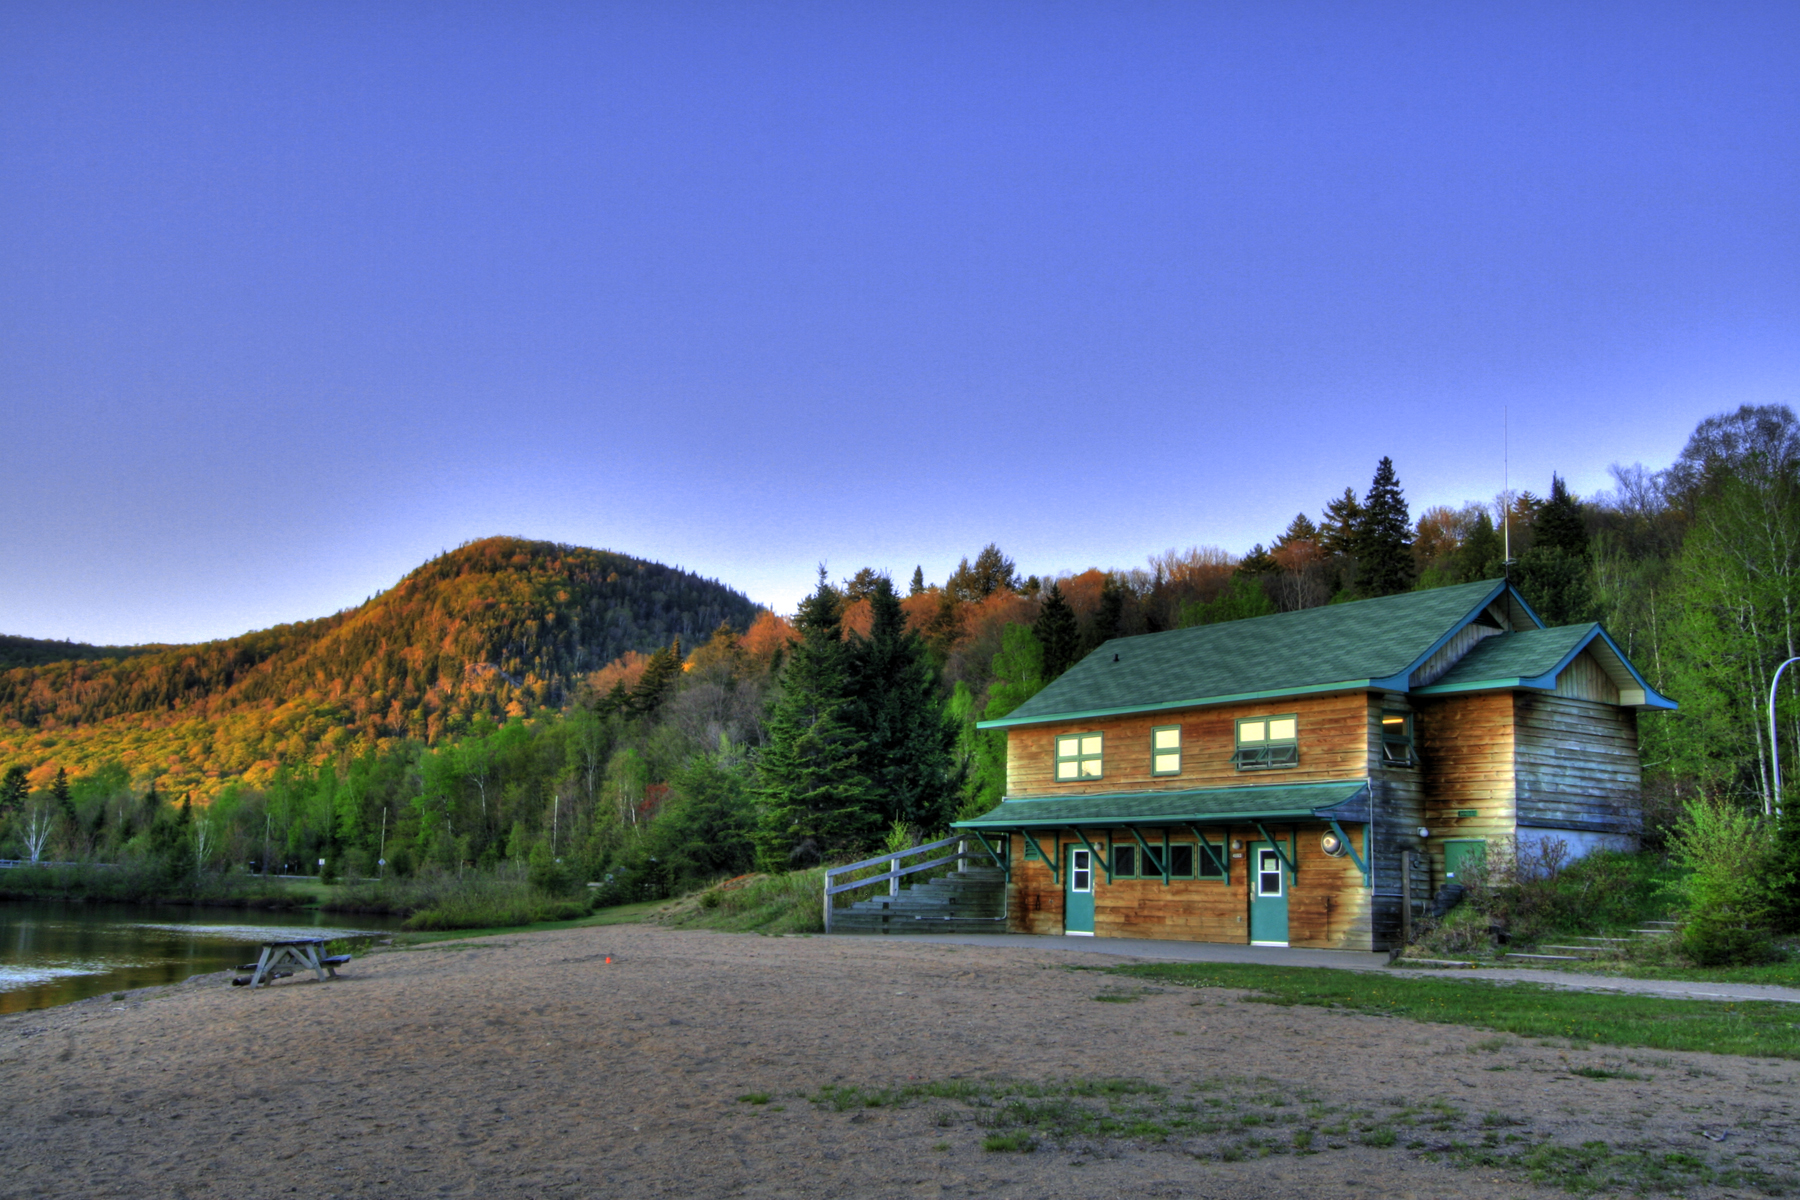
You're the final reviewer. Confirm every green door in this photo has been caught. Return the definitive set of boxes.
[1444,839,1486,884]
[1248,843,1289,945]
[1064,846,1096,936]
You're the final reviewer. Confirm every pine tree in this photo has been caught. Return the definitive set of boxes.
[1034,583,1080,681]
[1275,513,1319,549]
[847,577,962,831]
[755,580,878,868]
[51,767,74,824]
[909,566,925,596]
[947,544,1017,601]
[1457,510,1505,581]
[629,638,684,717]
[1357,457,1415,597]
[1238,544,1277,575]
[1320,489,1364,557]
[1,765,28,815]
[1088,574,1126,648]
[1514,474,1595,625]
[1533,474,1589,558]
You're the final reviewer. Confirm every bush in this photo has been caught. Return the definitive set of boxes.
[1667,796,1781,966]
[326,869,596,930]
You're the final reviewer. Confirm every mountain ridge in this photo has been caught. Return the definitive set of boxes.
[0,537,762,794]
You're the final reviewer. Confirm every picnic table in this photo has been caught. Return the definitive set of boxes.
[233,937,352,988]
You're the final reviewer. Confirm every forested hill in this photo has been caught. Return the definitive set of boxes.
[0,634,162,670]
[0,538,760,792]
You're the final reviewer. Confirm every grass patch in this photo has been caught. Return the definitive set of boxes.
[794,1070,1794,1192]
[658,870,825,935]
[1110,962,1800,1059]
[737,1092,771,1105]
[328,872,594,930]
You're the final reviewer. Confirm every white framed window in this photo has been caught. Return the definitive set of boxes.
[1151,725,1182,776]
[1234,715,1298,770]
[1055,732,1104,781]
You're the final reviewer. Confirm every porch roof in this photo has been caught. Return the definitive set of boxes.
[951,780,1370,830]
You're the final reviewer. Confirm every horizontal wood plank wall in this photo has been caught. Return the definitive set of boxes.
[1368,695,1423,948]
[1410,623,1503,688]
[1005,693,1372,797]
[1413,692,1517,889]
[1555,651,1621,705]
[1514,694,1640,835]
[1002,825,1374,950]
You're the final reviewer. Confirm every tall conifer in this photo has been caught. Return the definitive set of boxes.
[755,580,877,868]
[1358,457,1415,597]
[1034,583,1080,681]
[847,577,962,831]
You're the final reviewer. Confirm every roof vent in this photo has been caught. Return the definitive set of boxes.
[1113,654,1119,662]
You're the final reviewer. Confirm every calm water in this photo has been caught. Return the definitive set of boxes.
[0,900,409,1015]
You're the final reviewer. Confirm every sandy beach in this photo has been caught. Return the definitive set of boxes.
[2,926,1795,1199]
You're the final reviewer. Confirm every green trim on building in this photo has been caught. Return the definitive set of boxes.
[952,780,1371,830]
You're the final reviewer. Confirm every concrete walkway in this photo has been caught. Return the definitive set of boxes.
[874,932,1800,1005]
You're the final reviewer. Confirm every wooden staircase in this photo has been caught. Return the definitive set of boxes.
[830,866,1009,934]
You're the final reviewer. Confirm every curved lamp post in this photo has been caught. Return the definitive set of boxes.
[1767,657,1800,817]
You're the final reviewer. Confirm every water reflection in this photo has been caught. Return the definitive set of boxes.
[0,900,407,1015]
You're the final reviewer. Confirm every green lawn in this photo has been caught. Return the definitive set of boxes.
[1112,962,1800,1059]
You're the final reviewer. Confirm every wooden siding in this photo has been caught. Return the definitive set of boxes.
[1412,692,1518,896]
[1514,694,1640,835]
[1004,693,1372,798]
[1001,827,1373,950]
[1410,623,1503,688]
[1555,651,1621,705]
[1367,695,1425,947]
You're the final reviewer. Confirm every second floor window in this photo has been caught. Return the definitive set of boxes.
[1234,715,1298,770]
[1151,725,1182,775]
[1056,732,1103,781]
[1381,712,1416,766]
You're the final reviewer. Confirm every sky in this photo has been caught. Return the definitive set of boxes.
[3,2,1797,645]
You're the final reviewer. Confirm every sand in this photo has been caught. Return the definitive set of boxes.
[2,926,1796,1199]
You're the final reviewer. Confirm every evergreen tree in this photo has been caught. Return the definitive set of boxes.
[629,638,684,717]
[1533,474,1590,557]
[1237,543,1277,575]
[1088,574,1126,648]
[1275,513,1320,549]
[909,566,925,596]
[1457,510,1505,582]
[947,544,1017,601]
[139,779,162,832]
[1357,457,1415,597]
[51,768,74,824]
[0,765,28,815]
[959,625,1047,819]
[847,577,962,831]
[1515,475,1595,624]
[754,580,878,868]
[1034,583,1080,681]
[842,568,883,604]
[1320,488,1364,557]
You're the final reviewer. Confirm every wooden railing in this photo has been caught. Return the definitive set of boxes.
[821,836,1000,933]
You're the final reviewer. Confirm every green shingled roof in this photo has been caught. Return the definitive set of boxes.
[1422,623,1595,688]
[982,579,1514,729]
[952,781,1370,829]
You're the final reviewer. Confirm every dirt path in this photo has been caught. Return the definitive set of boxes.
[1,926,1795,1199]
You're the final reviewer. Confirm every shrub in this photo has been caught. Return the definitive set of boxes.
[1667,796,1780,965]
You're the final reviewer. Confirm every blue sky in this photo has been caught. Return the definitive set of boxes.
[4,2,1797,644]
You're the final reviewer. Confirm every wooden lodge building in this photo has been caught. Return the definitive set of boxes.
[949,579,1675,951]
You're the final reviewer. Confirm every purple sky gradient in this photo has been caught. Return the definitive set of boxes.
[3,2,1797,644]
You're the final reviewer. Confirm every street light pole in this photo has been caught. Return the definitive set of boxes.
[1767,657,1800,817]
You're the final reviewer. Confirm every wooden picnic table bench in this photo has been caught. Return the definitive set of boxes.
[232,937,352,988]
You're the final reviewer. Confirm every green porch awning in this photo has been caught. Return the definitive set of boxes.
[951,780,1370,830]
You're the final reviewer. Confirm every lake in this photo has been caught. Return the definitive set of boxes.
[0,900,410,1015]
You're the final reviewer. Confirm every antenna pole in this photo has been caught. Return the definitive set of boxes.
[1503,406,1511,578]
